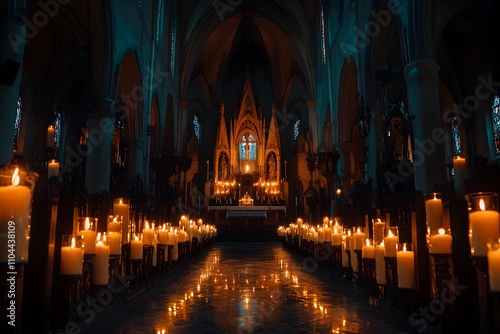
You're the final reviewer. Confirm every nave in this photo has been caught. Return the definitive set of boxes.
[87,242,415,334]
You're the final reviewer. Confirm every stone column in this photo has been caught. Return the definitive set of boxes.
[84,98,115,194]
[367,105,384,207]
[404,60,447,193]
[307,100,318,150]
[177,100,189,155]
[0,8,26,165]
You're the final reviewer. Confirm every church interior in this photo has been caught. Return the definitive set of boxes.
[2,0,500,333]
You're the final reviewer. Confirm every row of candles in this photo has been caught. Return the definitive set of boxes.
[60,210,217,286]
[278,188,500,291]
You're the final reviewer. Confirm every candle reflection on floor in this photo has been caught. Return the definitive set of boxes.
[88,242,415,334]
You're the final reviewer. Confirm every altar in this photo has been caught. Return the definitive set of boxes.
[207,205,286,231]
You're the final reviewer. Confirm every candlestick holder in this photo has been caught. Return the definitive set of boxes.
[157,244,167,272]
[354,250,362,276]
[472,256,496,334]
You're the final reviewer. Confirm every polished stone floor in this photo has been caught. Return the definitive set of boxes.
[87,242,417,334]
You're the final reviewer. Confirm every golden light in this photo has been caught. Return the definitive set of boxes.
[71,237,76,248]
[12,168,20,186]
[480,199,485,211]
[85,217,90,230]
[336,188,341,195]
[245,165,250,173]
[439,228,445,236]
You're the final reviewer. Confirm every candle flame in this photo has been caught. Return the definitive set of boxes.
[334,227,338,233]
[119,199,123,205]
[366,239,370,246]
[12,168,19,186]
[357,227,361,234]
[71,237,75,248]
[439,228,445,236]
[377,218,381,223]
[403,244,407,252]
[97,232,101,241]
[113,216,117,223]
[380,241,385,247]
[145,221,149,230]
[85,217,90,230]
[97,240,104,246]
[433,194,437,200]
[480,199,485,211]
[103,234,107,242]
[388,230,394,238]
[134,235,139,241]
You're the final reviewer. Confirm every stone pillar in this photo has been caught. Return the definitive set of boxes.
[84,98,115,194]
[307,100,318,150]
[128,138,146,184]
[177,100,189,155]
[367,105,384,207]
[404,60,447,193]
[0,9,26,165]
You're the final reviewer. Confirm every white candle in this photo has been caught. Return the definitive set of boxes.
[142,222,154,245]
[425,195,444,235]
[0,168,31,262]
[469,201,500,256]
[384,230,399,257]
[453,156,466,198]
[159,226,169,244]
[351,248,359,272]
[93,239,109,285]
[48,160,60,178]
[429,228,453,254]
[332,227,342,246]
[362,239,375,259]
[47,125,55,148]
[180,215,188,228]
[324,226,332,242]
[488,243,500,292]
[107,232,121,255]
[130,236,143,260]
[113,199,130,244]
[353,228,365,250]
[60,237,83,275]
[397,244,416,289]
[107,216,121,233]
[375,243,387,285]
[372,219,385,245]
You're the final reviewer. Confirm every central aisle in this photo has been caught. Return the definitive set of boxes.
[88,242,415,334]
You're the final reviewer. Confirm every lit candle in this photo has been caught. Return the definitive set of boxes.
[93,234,109,285]
[60,237,83,275]
[353,228,365,250]
[323,217,329,225]
[487,241,500,292]
[346,230,353,252]
[0,167,32,262]
[332,227,342,246]
[469,198,500,256]
[180,215,188,228]
[142,221,154,245]
[158,225,169,244]
[130,235,143,260]
[351,247,359,272]
[77,217,96,255]
[107,216,121,233]
[429,228,452,254]
[372,219,385,245]
[397,244,416,289]
[362,239,375,259]
[113,199,130,244]
[384,229,399,258]
[47,125,55,148]
[48,160,60,178]
[107,231,121,256]
[453,156,466,198]
[425,194,444,235]
[341,237,349,267]
[375,242,387,285]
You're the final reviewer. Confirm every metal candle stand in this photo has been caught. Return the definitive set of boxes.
[472,256,496,334]
[332,245,342,270]
[82,255,95,296]
[143,245,154,277]
[361,258,376,284]
[109,255,121,280]
[157,244,167,272]
[343,250,353,280]
[52,274,83,328]
[354,250,362,276]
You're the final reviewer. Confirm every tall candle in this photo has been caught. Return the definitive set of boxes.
[48,160,60,178]
[488,242,500,292]
[107,232,121,255]
[397,244,416,289]
[60,237,83,275]
[332,227,342,246]
[113,199,130,244]
[353,228,365,250]
[372,219,385,245]
[0,168,31,262]
[130,235,143,260]
[384,230,399,257]
[180,215,188,228]
[159,225,169,244]
[107,216,121,233]
[453,156,466,198]
[77,218,96,255]
[351,248,359,272]
[47,125,55,148]
[429,228,453,254]
[93,239,109,285]
[142,222,154,245]
[425,195,444,235]
[362,239,375,259]
[469,202,500,256]
[375,243,387,285]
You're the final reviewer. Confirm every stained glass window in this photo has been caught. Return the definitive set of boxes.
[321,3,326,65]
[451,116,461,156]
[12,97,22,151]
[54,112,62,154]
[169,9,176,73]
[155,0,163,44]
[294,116,300,141]
[493,93,500,154]
[193,114,200,140]
[239,134,256,160]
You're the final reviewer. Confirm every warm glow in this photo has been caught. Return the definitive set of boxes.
[439,228,445,236]
[245,165,249,172]
[357,227,361,234]
[134,235,139,241]
[377,218,381,223]
[85,217,90,230]
[388,230,395,238]
[97,232,101,241]
[12,168,20,186]
[97,240,104,246]
[480,199,486,211]
[71,237,75,248]
[380,241,385,247]
[433,194,437,200]
[366,239,370,246]
[336,188,341,195]
[119,199,123,205]
[403,244,407,252]
[145,221,150,230]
